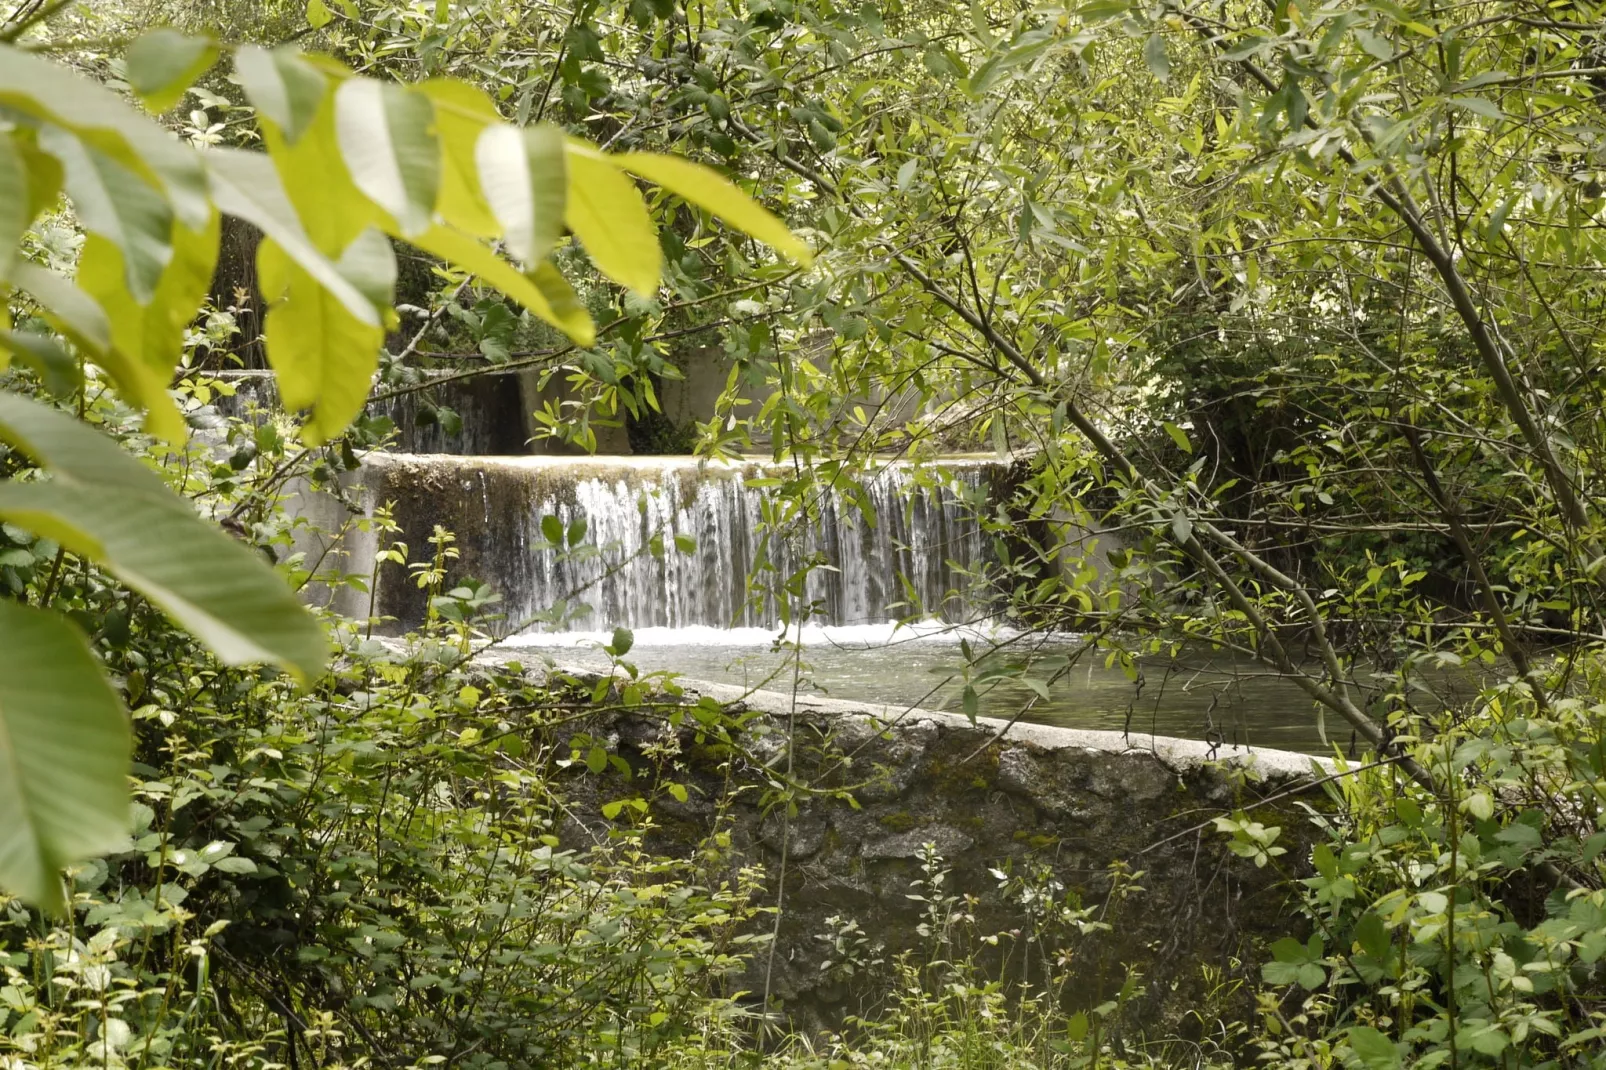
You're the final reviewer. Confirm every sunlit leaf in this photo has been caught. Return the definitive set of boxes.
[0,43,209,228]
[563,141,659,296]
[11,261,112,353]
[413,224,595,344]
[206,147,380,326]
[38,128,174,303]
[0,600,130,913]
[334,79,441,237]
[259,232,391,444]
[0,329,80,399]
[0,135,25,284]
[77,212,220,442]
[618,151,812,266]
[476,122,566,265]
[0,394,327,681]
[234,45,327,144]
[0,482,327,681]
[419,78,501,237]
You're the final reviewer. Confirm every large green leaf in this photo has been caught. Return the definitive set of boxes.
[0,134,27,284]
[0,395,327,681]
[413,224,595,345]
[476,122,566,266]
[0,329,80,399]
[258,233,390,444]
[38,128,174,303]
[0,43,208,229]
[205,147,380,326]
[619,152,813,266]
[11,261,112,353]
[0,132,64,285]
[563,140,660,296]
[419,78,501,237]
[0,482,328,681]
[124,29,220,114]
[77,212,221,443]
[334,79,440,237]
[234,45,328,144]
[0,392,168,496]
[0,600,130,913]
[255,90,379,254]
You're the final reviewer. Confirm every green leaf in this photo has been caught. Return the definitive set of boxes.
[541,514,563,545]
[0,133,28,284]
[206,147,380,326]
[334,79,441,237]
[258,232,390,444]
[418,78,501,237]
[1354,29,1395,61]
[610,626,634,656]
[234,46,327,145]
[39,128,174,303]
[0,329,80,399]
[1448,96,1503,120]
[1143,33,1171,81]
[1346,1027,1401,1070]
[0,393,166,497]
[1162,421,1192,454]
[253,86,378,253]
[967,31,1053,96]
[306,0,332,28]
[476,122,566,265]
[124,29,219,113]
[0,600,131,912]
[0,394,327,681]
[11,261,112,353]
[412,224,594,343]
[0,43,208,229]
[0,482,327,681]
[564,141,660,295]
[617,152,813,266]
[77,212,221,443]
[1076,0,1131,20]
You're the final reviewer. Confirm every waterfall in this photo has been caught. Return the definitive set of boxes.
[334,454,999,633]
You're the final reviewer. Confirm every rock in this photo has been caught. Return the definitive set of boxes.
[863,825,973,861]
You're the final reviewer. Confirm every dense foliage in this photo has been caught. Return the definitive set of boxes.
[8,0,1606,1066]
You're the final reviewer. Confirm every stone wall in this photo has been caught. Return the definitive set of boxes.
[518,665,1330,1039]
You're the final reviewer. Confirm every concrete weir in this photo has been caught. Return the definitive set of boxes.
[499,655,1331,1036]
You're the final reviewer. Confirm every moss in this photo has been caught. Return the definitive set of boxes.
[923,743,1002,797]
[877,810,920,832]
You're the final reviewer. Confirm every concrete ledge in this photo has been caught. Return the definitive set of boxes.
[655,671,1333,779]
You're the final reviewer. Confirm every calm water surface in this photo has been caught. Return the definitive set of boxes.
[505,624,1362,756]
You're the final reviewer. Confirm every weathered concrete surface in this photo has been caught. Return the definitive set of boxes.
[502,661,1331,1038]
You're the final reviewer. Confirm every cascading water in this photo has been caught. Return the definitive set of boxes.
[333,454,1000,633]
[530,460,994,629]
